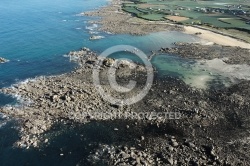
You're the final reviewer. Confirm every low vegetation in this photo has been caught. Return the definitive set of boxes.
[122,0,250,31]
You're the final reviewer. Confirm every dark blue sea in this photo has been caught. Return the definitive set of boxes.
[0,0,206,165]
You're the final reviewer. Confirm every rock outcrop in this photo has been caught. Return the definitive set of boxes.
[0,57,8,63]
[1,47,250,164]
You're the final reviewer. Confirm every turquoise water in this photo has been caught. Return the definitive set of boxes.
[0,0,200,102]
[0,0,208,165]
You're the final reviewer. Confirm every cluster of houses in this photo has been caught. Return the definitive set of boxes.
[194,5,250,24]
[194,6,247,16]
[127,1,250,24]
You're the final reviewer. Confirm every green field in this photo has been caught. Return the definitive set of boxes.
[122,0,250,31]
[140,13,166,21]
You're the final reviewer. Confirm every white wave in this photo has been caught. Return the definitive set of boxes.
[89,31,99,34]
[0,121,7,128]
[13,94,24,101]
[75,27,82,30]
[70,56,80,61]
[89,35,105,40]
[63,54,70,58]
[9,76,45,92]
[0,113,8,119]
[75,13,84,16]
[18,78,37,85]
[85,24,98,30]
[0,113,9,129]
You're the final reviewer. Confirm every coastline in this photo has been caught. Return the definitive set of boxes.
[0,0,250,165]
[0,47,250,164]
[83,0,183,35]
[184,26,250,49]
[84,0,250,49]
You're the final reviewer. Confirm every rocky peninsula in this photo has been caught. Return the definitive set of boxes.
[159,42,250,65]
[0,46,250,165]
[83,0,183,35]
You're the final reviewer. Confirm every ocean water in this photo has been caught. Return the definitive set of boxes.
[0,0,107,95]
[0,0,217,165]
[0,0,202,104]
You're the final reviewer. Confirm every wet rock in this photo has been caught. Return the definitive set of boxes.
[103,58,115,67]
[170,139,179,147]
[185,141,196,148]
[87,145,155,166]
[167,157,174,165]
[44,139,48,143]
[159,43,250,65]
[0,57,8,63]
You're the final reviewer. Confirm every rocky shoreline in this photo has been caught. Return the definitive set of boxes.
[159,42,250,65]
[0,57,8,63]
[0,46,250,164]
[0,48,152,148]
[83,0,183,35]
[0,0,250,164]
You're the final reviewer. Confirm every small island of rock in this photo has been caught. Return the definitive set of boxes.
[0,57,9,63]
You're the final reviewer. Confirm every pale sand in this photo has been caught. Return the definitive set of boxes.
[198,58,250,81]
[184,58,250,89]
[184,26,250,49]
[138,4,165,9]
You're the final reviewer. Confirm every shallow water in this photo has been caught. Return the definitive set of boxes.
[0,0,206,105]
[152,54,213,89]
[0,0,232,164]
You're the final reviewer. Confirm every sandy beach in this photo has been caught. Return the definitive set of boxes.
[83,0,250,51]
[184,26,250,49]
[84,0,250,49]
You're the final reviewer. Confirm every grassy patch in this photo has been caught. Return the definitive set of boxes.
[122,0,250,30]
[140,13,166,21]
